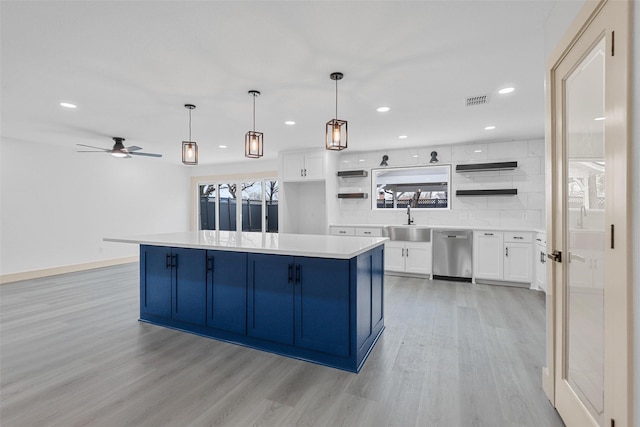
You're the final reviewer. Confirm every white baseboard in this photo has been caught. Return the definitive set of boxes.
[0,256,139,284]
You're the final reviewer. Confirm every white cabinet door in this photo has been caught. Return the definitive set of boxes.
[504,243,532,283]
[303,153,325,180]
[404,242,431,275]
[384,242,405,272]
[282,152,325,182]
[474,231,504,280]
[535,245,547,292]
[330,226,355,236]
[282,153,304,182]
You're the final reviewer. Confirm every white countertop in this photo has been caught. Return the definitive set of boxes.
[105,231,387,259]
[329,223,543,233]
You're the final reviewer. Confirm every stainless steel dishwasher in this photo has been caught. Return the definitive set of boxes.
[432,229,473,281]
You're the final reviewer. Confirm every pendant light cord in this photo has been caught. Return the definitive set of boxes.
[188,108,192,141]
[253,95,256,132]
[335,78,339,119]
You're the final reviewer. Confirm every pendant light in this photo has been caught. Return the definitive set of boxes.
[182,104,198,165]
[326,72,348,151]
[245,90,263,158]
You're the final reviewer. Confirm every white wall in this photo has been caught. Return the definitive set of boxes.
[333,139,545,230]
[0,138,191,276]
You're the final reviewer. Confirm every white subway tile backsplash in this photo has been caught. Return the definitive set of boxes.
[487,140,528,160]
[499,157,541,176]
[487,194,528,210]
[499,210,542,229]
[527,192,545,209]
[513,174,545,192]
[528,139,545,157]
[452,144,488,162]
[451,195,488,210]
[334,138,545,230]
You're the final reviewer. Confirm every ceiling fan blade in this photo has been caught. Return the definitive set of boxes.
[126,146,143,152]
[129,151,163,158]
[76,150,107,153]
[76,144,110,152]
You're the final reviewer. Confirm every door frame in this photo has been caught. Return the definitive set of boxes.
[543,0,632,425]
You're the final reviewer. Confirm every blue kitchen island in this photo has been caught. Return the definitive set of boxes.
[105,231,386,372]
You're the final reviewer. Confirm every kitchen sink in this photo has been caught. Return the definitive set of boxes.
[382,226,431,242]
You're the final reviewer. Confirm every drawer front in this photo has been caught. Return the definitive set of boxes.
[331,227,355,236]
[355,228,382,237]
[504,232,533,243]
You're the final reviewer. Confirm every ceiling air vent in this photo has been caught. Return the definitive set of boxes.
[465,94,489,107]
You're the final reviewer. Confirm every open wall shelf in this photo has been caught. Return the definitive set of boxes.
[337,193,368,199]
[455,161,518,172]
[456,189,517,196]
[337,170,368,178]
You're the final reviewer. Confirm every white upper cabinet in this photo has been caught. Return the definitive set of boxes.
[282,151,325,182]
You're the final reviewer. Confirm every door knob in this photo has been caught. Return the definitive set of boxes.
[547,250,562,263]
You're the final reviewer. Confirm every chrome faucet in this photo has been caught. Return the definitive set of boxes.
[407,205,414,225]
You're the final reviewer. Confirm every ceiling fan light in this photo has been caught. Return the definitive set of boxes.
[111,151,128,158]
[182,141,198,165]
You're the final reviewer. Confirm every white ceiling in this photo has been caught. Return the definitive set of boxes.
[1,1,556,166]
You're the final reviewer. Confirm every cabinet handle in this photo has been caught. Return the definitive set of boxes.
[296,264,301,283]
[484,233,494,236]
[514,236,524,240]
[505,247,509,257]
[207,256,214,273]
[304,168,307,177]
[401,248,405,257]
[364,231,371,235]
[339,230,346,234]
[300,168,304,177]
[166,253,171,269]
[406,248,409,257]
[288,264,293,283]
[172,254,178,269]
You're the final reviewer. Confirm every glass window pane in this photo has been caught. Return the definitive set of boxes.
[373,165,450,209]
[241,182,262,232]
[265,180,279,233]
[219,183,237,231]
[199,184,216,230]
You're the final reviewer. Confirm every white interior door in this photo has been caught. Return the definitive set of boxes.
[547,1,631,426]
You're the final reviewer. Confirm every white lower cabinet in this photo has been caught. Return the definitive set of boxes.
[384,241,431,275]
[474,231,533,285]
[534,233,547,292]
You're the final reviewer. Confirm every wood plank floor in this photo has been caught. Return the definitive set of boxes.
[0,264,564,426]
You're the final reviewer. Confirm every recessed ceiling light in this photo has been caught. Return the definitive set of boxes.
[594,116,606,121]
[376,107,390,112]
[398,135,408,139]
[498,87,515,94]
[412,155,419,158]
[359,159,365,162]
[484,126,496,130]
[284,121,296,125]
[60,102,77,109]
[474,149,483,153]
[218,145,227,149]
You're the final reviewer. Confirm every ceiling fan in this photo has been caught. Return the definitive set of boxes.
[77,137,162,158]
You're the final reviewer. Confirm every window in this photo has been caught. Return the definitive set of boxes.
[372,165,450,210]
[198,179,278,233]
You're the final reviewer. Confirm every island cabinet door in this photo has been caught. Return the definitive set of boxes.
[140,245,172,319]
[206,250,247,334]
[172,248,207,326]
[247,253,295,345]
[294,257,350,357]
